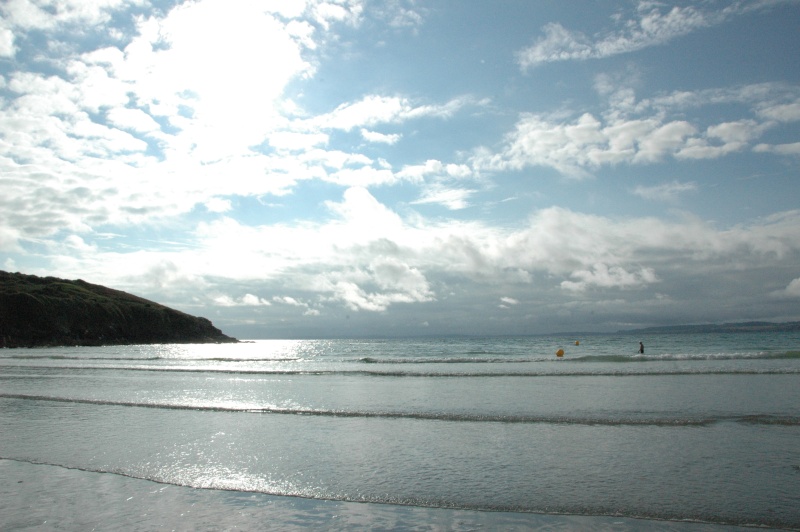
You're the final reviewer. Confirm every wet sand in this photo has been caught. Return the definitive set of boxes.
[1,459,749,531]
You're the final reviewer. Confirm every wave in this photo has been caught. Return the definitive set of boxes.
[0,364,800,379]
[571,351,800,363]
[359,356,546,364]
[1,355,301,362]
[359,351,800,364]
[4,457,796,530]
[1,364,799,378]
[4,351,797,367]
[6,352,798,364]
[3,393,798,427]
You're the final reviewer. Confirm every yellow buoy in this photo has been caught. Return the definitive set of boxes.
[556,348,564,357]
[575,340,580,346]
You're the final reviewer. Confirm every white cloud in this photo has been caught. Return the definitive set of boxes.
[205,198,232,213]
[274,295,306,307]
[242,293,270,306]
[633,181,698,202]
[315,265,433,311]
[0,25,15,57]
[780,278,800,297]
[0,226,23,252]
[360,129,401,144]
[677,120,766,159]
[271,295,320,316]
[0,0,485,243]
[312,1,362,30]
[306,94,479,132]
[756,101,800,122]
[106,107,162,134]
[516,2,753,70]
[214,293,271,307]
[412,185,475,210]
[63,235,96,252]
[312,95,415,131]
[754,142,800,156]
[561,263,659,292]
[325,165,399,187]
[19,190,800,321]
[2,1,799,334]
[269,131,330,151]
[1,0,137,30]
[473,83,796,177]
[371,256,432,299]
[0,0,361,239]
[324,187,406,240]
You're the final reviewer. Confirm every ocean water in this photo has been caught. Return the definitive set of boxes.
[1,332,799,530]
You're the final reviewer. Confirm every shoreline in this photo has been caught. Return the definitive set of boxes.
[1,459,755,531]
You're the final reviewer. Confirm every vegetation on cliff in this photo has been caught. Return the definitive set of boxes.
[0,271,237,347]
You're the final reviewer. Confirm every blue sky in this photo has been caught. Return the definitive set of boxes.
[2,0,799,338]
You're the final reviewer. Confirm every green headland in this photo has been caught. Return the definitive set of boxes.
[0,271,237,348]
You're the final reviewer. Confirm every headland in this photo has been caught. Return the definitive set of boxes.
[0,271,237,347]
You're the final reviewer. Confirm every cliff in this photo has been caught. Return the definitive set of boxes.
[0,271,238,347]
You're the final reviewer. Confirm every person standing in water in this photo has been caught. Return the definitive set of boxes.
[639,342,644,354]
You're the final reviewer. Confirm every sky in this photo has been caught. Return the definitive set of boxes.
[1,0,799,338]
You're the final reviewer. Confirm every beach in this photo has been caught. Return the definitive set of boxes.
[2,459,758,531]
[1,334,798,530]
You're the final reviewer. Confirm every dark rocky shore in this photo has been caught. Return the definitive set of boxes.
[0,271,237,348]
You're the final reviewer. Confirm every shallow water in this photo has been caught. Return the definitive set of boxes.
[1,333,799,529]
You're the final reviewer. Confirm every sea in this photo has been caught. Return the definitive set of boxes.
[1,332,799,531]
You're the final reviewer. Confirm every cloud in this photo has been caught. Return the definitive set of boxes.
[633,181,698,202]
[779,278,800,297]
[311,1,363,30]
[311,256,434,313]
[472,112,694,178]
[2,1,799,335]
[316,268,433,312]
[360,129,401,144]
[499,297,519,309]
[411,185,475,210]
[106,107,162,134]
[1,0,138,30]
[1,1,419,241]
[561,263,659,292]
[754,142,800,156]
[214,293,271,307]
[269,131,330,151]
[0,226,23,252]
[0,0,486,244]
[305,94,477,132]
[17,182,800,329]
[677,120,767,159]
[273,296,305,306]
[516,1,762,70]
[472,83,799,177]
[0,25,15,57]
[757,101,800,122]
[204,198,232,213]
[323,186,407,240]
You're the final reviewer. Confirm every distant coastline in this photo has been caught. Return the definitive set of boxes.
[617,321,800,334]
[0,271,237,348]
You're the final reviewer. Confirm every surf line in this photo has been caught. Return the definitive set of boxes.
[0,393,736,426]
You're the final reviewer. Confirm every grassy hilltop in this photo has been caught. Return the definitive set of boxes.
[0,271,237,348]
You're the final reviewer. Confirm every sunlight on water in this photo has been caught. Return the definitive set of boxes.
[1,334,799,529]
[149,339,322,361]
